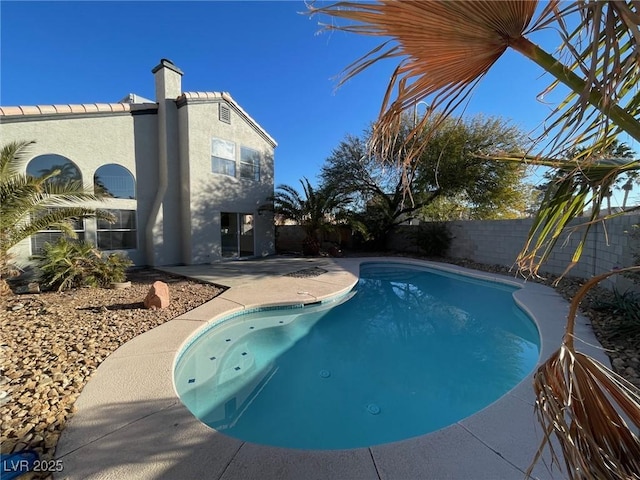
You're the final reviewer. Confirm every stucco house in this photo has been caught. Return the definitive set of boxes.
[0,59,277,267]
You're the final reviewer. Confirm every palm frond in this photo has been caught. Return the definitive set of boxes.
[310,1,640,163]
[0,140,34,179]
[534,1,640,156]
[3,208,114,252]
[270,178,352,237]
[309,1,539,165]
[476,153,640,277]
[529,267,640,479]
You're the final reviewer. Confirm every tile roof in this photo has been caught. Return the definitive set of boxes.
[0,102,157,117]
[180,91,226,101]
[0,92,276,147]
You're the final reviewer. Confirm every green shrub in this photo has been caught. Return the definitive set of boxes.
[625,223,640,285]
[414,222,453,257]
[33,237,132,291]
[594,288,640,338]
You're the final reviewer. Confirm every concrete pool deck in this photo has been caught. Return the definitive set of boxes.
[55,256,609,479]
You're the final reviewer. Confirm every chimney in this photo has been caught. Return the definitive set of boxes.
[152,58,183,101]
[146,59,184,266]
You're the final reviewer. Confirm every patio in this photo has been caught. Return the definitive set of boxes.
[54,256,607,479]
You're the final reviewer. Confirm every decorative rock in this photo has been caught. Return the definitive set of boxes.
[612,357,625,370]
[143,281,170,309]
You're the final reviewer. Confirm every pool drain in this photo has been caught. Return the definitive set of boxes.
[319,370,331,378]
[366,403,381,415]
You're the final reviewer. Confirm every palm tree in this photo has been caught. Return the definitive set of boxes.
[0,141,113,294]
[268,178,351,255]
[309,1,640,477]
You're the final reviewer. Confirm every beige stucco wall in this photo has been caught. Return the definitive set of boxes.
[1,61,277,270]
[178,99,275,264]
[0,112,158,267]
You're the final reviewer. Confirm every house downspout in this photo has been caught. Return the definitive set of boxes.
[145,111,169,267]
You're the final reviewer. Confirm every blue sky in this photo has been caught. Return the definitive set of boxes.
[1,1,638,205]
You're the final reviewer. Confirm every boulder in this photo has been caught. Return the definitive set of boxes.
[144,281,170,309]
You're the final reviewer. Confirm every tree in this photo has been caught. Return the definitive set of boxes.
[320,132,422,246]
[413,115,530,220]
[0,141,113,294]
[603,141,637,211]
[268,178,350,255]
[310,1,640,477]
[321,115,529,244]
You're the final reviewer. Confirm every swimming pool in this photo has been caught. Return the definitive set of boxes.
[174,262,540,450]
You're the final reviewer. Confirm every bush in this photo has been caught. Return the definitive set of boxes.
[32,237,132,292]
[625,223,640,285]
[413,222,453,257]
[594,289,640,338]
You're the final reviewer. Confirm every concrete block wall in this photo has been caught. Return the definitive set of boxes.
[278,216,639,290]
[442,215,639,290]
[276,225,307,253]
[275,225,353,253]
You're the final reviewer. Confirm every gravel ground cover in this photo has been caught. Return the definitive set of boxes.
[0,257,638,479]
[0,268,223,473]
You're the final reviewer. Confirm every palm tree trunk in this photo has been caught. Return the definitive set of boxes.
[622,180,632,209]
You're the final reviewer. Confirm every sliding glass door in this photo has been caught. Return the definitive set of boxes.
[221,212,254,258]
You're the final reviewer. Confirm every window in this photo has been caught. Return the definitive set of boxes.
[27,155,85,254]
[27,154,82,184]
[30,209,85,254]
[212,138,236,176]
[94,164,136,199]
[97,209,137,250]
[240,147,260,181]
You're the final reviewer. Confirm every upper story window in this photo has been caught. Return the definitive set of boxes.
[212,138,236,177]
[240,147,260,181]
[26,154,82,184]
[94,164,136,199]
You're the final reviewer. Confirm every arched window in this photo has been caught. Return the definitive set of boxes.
[94,164,136,199]
[27,154,82,183]
[26,154,84,253]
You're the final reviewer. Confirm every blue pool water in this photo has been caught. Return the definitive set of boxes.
[174,263,540,450]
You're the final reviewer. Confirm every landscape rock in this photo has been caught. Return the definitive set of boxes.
[143,281,170,309]
[15,282,40,294]
[0,268,221,468]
